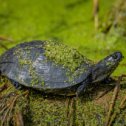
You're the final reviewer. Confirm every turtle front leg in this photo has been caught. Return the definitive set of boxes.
[76,82,88,97]
[102,77,116,84]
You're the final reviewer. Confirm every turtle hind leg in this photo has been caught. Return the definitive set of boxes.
[9,79,23,90]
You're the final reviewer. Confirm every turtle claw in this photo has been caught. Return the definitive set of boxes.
[102,77,116,84]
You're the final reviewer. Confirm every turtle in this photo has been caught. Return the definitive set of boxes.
[0,40,123,96]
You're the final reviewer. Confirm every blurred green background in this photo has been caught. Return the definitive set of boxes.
[0,0,126,75]
[0,0,126,126]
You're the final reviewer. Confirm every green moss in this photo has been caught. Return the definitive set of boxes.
[44,40,92,72]
[1,76,126,126]
[41,81,45,86]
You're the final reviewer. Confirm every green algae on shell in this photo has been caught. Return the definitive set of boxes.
[12,45,46,87]
[44,40,93,73]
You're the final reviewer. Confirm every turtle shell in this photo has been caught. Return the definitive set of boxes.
[0,40,93,95]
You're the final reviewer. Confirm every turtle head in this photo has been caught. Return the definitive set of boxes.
[92,51,123,83]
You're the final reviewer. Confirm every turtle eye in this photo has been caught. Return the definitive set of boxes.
[112,54,118,59]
